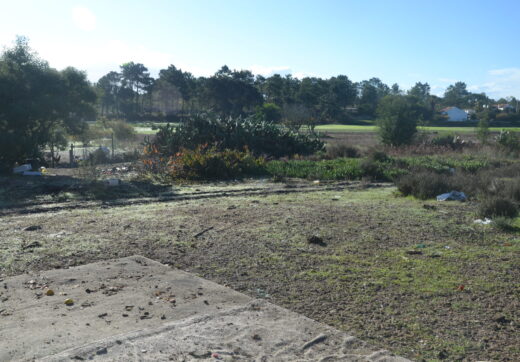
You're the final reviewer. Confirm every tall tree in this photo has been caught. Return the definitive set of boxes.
[443,82,469,108]
[201,66,263,117]
[120,62,152,115]
[408,82,431,104]
[358,78,390,116]
[0,37,96,169]
[96,71,121,116]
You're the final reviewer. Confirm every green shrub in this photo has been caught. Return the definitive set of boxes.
[479,197,518,218]
[147,114,323,158]
[376,95,420,146]
[360,159,385,180]
[496,130,520,151]
[255,103,282,123]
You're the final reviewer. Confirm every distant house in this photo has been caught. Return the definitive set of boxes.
[496,104,515,112]
[440,107,469,122]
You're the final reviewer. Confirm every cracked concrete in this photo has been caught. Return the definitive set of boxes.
[0,256,408,361]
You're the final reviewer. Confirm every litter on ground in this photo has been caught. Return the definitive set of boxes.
[436,191,467,202]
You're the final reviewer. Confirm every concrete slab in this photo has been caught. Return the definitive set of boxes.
[0,256,408,361]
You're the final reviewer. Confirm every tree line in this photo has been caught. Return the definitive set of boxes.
[96,62,519,125]
[2,37,520,170]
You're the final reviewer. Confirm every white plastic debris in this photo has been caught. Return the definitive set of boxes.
[13,164,32,174]
[105,178,121,186]
[436,191,467,202]
[474,218,492,225]
[22,171,42,176]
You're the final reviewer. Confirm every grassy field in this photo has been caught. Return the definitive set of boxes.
[132,123,520,135]
[315,124,520,133]
[0,177,518,361]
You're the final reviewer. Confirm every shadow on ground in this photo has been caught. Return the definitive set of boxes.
[0,174,173,209]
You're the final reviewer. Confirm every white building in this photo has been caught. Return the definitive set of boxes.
[440,107,469,122]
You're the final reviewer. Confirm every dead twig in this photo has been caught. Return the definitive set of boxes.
[193,226,214,238]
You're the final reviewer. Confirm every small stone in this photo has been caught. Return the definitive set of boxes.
[96,347,107,355]
[64,298,74,306]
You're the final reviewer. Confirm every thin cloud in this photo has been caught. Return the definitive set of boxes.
[34,39,215,80]
[248,65,291,76]
[437,78,459,84]
[469,68,520,98]
[72,6,97,31]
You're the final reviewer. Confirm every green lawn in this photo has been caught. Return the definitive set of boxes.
[315,124,520,133]
[131,122,520,135]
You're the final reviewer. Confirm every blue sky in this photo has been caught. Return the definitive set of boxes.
[1,0,519,98]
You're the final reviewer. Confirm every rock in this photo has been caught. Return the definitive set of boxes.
[24,225,42,231]
[495,315,511,324]
[96,347,108,355]
[307,235,327,247]
[23,241,42,250]
[405,250,422,255]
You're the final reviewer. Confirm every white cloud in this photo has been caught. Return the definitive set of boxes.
[488,68,520,77]
[248,65,291,76]
[468,68,520,98]
[72,6,97,31]
[437,78,459,84]
[33,39,216,81]
[292,71,316,79]
[430,84,446,97]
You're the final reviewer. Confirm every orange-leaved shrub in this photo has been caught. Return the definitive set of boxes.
[142,144,266,180]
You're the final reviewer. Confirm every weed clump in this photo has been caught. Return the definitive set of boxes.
[326,144,360,159]
[396,171,450,200]
[479,197,518,218]
[492,216,519,232]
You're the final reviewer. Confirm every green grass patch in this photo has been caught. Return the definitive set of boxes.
[266,158,363,180]
[265,155,493,181]
[315,124,520,133]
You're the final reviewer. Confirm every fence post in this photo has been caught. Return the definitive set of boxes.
[69,143,74,167]
[111,133,115,162]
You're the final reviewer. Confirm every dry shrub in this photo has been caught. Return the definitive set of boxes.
[479,197,518,218]
[326,143,360,159]
[396,171,450,200]
[142,144,265,181]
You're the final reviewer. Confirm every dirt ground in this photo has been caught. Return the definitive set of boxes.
[1,177,519,361]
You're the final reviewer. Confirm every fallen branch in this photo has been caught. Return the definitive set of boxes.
[193,226,214,238]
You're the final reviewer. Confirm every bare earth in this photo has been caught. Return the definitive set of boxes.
[1,177,519,360]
